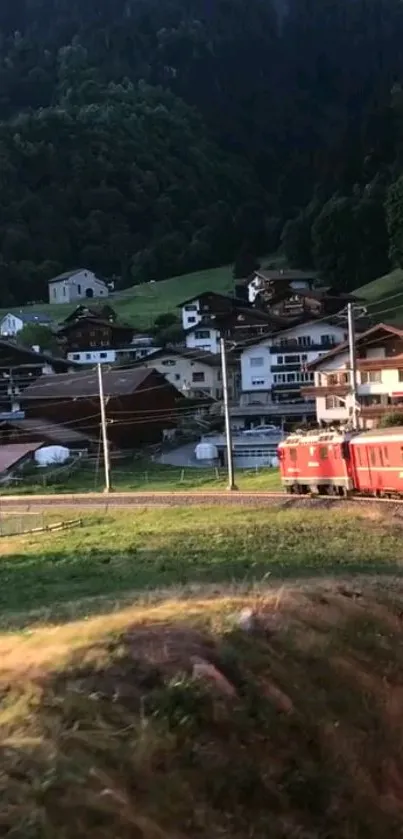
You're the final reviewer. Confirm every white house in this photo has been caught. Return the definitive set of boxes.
[245,269,316,304]
[240,319,348,400]
[135,348,238,401]
[185,322,220,354]
[0,312,52,337]
[303,323,403,428]
[48,269,109,304]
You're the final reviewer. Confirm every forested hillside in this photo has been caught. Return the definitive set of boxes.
[2,0,403,304]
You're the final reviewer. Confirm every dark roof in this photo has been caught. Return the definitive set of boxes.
[178,291,252,308]
[0,443,44,473]
[22,367,154,400]
[307,323,403,370]
[128,347,233,368]
[4,311,52,325]
[0,417,95,445]
[256,269,318,282]
[57,316,133,333]
[61,304,117,324]
[0,338,75,372]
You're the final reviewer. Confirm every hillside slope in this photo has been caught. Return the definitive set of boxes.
[357,269,403,325]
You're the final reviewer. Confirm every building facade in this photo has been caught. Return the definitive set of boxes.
[48,270,109,304]
[0,312,52,337]
[133,348,238,401]
[303,324,403,428]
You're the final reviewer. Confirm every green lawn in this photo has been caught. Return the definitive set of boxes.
[0,505,402,628]
[1,264,238,330]
[4,461,282,495]
[357,267,403,325]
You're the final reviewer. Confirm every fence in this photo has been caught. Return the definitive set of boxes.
[5,453,86,488]
[0,514,82,537]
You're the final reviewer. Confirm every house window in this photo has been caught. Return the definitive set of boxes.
[297,336,311,346]
[250,356,264,368]
[398,370,403,382]
[286,373,295,383]
[185,304,198,311]
[192,371,205,382]
[251,378,265,386]
[161,360,176,366]
[100,352,107,359]
[174,374,180,380]
[321,334,335,345]
[63,285,66,297]
[72,354,80,360]
[187,317,196,324]
[53,287,57,299]
[85,353,91,359]
[194,330,210,339]
[284,355,300,364]
[77,284,81,294]
[361,371,382,384]
[277,356,283,364]
[325,395,342,409]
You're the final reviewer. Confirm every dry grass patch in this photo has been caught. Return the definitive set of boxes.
[2,581,403,837]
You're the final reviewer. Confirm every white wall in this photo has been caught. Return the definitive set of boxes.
[49,270,109,304]
[182,300,201,330]
[240,321,346,394]
[0,314,23,336]
[67,346,157,365]
[185,327,220,354]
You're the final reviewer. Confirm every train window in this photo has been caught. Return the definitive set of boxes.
[356,447,362,466]
[290,448,297,463]
[384,446,389,466]
[370,449,376,467]
[319,446,328,460]
[379,448,384,467]
[341,442,350,460]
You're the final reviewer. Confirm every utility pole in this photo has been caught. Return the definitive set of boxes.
[347,302,359,430]
[220,336,237,490]
[97,363,112,492]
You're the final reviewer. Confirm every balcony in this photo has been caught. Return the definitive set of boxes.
[301,385,350,398]
[270,339,338,354]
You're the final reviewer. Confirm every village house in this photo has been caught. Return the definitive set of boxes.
[235,268,318,304]
[0,339,75,418]
[57,304,157,365]
[179,291,253,331]
[230,318,350,429]
[180,292,277,354]
[302,323,403,428]
[48,269,109,304]
[21,366,185,449]
[131,347,239,401]
[0,311,52,337]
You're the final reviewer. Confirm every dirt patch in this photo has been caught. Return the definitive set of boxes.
[2,582,403,838]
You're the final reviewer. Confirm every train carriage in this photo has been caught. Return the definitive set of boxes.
[278,429,355,495]
[349,428,403,496]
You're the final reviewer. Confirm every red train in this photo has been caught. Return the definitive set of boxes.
[278,427,403,497]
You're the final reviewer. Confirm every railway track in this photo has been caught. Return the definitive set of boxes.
[1,490,403,511]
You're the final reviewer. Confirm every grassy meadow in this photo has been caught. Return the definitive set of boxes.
[1,503,403,837]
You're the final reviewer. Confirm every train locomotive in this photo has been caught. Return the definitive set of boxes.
[278,426,403,497]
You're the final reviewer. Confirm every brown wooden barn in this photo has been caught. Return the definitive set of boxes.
[21,367,186,449]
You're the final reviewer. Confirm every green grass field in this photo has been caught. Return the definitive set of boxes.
[2,264,238,330]
[4,460,282,494]
[0,504,401,629]
[357,267,403,325]
[2,504,403,838]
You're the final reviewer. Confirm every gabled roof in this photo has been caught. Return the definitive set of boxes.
[61,304,117,324]
[307,323,403,370]
[0,338,75,372]
[0,417,95,445]
[255,268,318,282]
[127,347,235,368]
[2,311,52,325]
[21,367,156,400]
[0,443,44,474]
[48,269,107,286]
[178,291,252,308]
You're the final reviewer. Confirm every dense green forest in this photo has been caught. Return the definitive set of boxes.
[2,0,403,304]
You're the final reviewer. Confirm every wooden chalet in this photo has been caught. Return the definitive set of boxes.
[0,339,74,417]
[57,304,134,355]
[21,367,186,449]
